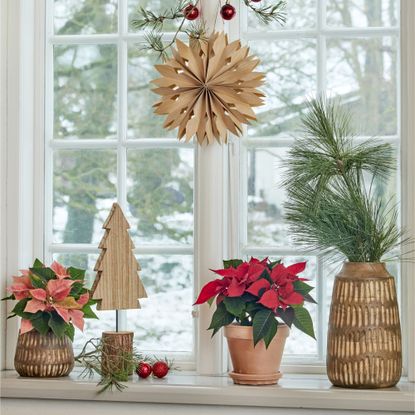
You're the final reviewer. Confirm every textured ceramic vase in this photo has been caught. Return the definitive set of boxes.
[224,323,289,385]
[14,331,74,377]
[327,262,402,388]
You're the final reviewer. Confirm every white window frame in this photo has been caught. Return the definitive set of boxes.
[230,0,407,372]
[1,0,414,381]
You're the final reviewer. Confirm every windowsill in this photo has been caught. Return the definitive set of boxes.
[1,369,414,412]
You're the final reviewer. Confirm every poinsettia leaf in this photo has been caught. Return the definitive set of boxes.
[1,295,14,301]
[65,323,75,342]
[7,314,17,320]
[246,302,262,314]
[223,259,243,269]
[278,307,295,327]
[293,307,316,339]
[29,274,46,289]
[67,267,86,281]
[303,293,317,304]
[223,297,245,317]
[268,260,281,269]
[30,267,56,281]
[11,298,30,317]
[241,292,257,302]
[252,309,275,347]
[293,280,314,295]
[208,302,234,336]
[262,317,278,348]
[31,312,51,335]
[70,282,84,297]
[82,304,98,319]
[32,258,44,268]
[48,312,67,338]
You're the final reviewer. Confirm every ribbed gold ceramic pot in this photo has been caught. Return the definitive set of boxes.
[14,331,74,377]
[327,262,402,388]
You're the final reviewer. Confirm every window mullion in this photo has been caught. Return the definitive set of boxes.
[117,0,128,333]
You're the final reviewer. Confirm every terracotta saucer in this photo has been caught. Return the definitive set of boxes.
[228,371,282,385]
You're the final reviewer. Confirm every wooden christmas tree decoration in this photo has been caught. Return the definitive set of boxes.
[92,203,147,310]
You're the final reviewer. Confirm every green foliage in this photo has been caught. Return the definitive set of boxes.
[284,97,408,263]
[31,313,51,336]
[208,302,234,336]
[252,309,278,348]
[67,267,86,281]
[223,259,244,269]
[48,312,67,338]
[30,267,56,282]
[132,0,286,59]
[75,337,143,393]
[243,0,286,25]
[292,307,315,339]
[223,297,245,317]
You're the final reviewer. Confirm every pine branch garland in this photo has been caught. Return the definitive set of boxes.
[131,0,286,59]
[243,0,287,25]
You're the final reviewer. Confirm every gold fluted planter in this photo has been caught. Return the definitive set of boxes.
[14,331,74,377]
[327,262,402,388]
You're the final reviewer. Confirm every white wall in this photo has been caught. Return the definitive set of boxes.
[0,0,9,373]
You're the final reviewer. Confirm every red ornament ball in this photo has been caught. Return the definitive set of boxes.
[136,362,152,379]
[220,4,236,20]
[152,361,170,378]
[183,4,199,20]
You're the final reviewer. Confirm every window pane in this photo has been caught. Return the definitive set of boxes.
[126,148,194,245]
[52,253,116,352]
[54,44,117,139]
[327,36,398,136]
[53,149,117,243]
[247,146,292,247]
[128,0,181,32]
[54,0,118,35]
[247,0,316,31]
[326,0,398,27]
[128,46,176,138]
[248,40,317,138]
[126,255,194,353]
[282,256,318,356]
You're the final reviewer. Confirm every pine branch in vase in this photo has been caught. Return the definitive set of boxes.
[283,97,412,263]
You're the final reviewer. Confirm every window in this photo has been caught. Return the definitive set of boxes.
[236,0,400,364]
[46,0,196,365]
[4,0,411,377]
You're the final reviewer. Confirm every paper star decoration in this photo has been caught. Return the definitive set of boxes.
[152,32,265,145]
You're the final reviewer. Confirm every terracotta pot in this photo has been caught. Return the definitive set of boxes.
[224,323,289,385]
[14,331,74,377]
[327,262,402,388]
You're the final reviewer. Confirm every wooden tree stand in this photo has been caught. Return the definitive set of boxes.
[101,331,134,379]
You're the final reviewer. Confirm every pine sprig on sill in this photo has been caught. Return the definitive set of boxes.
[243,0,287,25]
[75,337,142,393]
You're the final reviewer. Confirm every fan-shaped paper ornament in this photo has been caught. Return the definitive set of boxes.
[152,32,265,145]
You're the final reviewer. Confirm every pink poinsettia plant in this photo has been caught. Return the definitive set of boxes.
[3,259,98,340]
[194,257,316,347]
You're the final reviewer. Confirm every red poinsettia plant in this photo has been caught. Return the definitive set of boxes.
[194,257,316,347]
[3,259,98,340]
